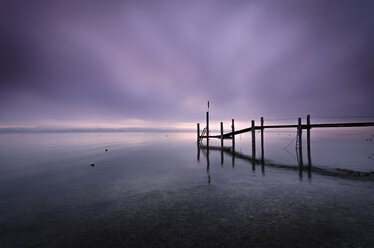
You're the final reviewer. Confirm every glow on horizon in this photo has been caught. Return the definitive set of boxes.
[0,119,198,130]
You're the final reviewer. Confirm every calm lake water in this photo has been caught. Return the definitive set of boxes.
[0,130,373,247]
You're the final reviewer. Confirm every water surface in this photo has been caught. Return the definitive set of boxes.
[0,131,373,247]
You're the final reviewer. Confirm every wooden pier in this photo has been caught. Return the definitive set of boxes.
[197,112,374,167]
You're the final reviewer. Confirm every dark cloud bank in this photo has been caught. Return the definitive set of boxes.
[1,0,373,127]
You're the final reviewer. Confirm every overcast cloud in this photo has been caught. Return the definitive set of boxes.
[1,0,373,128]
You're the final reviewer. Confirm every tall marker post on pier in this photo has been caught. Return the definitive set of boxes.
[206,101,210,147]
[206,111,209,147]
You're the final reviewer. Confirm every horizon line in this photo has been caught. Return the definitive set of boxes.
[0,127,196,133]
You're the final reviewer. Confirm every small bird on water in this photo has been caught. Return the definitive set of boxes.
[89,162,95,167]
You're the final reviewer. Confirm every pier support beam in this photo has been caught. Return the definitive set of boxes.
[206,112,209,147]
[220,122,224,148]
[232,119,235,167]
[298,118,304,175]
[251,120,256,157]
[220,122,224,166]
[307,115,312,165]
[251,120,256,170]
[261,117,264,157]
[261,117,265,173]
[232,119,235,149]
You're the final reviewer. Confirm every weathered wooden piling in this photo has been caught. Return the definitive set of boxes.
[197,123,200,143]
[232,119,235,149]
[298,118,303,166]
[307,115,311,166]
[251,120,256,166]
[220,121,224,165]
[232,119,235,167]
[206,112,209,147]
[251,120,256,170]
[261,117,264,161]
[220,122,224,148]
[261,117,265,173]
[298,118,303,179]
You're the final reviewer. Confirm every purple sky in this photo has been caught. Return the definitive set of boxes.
[1,0,373,128]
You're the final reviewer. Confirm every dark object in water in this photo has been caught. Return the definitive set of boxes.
[90,162,95,167]
[105,148,108,152]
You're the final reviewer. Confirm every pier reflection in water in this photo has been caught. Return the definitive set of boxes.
[197,141,373,183]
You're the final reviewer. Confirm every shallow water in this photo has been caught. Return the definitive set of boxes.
[0,131,373,247]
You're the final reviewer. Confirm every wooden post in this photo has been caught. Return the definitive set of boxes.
[206,112,209,147]
[220,121,224,166]
[298,117,303,167]
[251,120,256,170]
[261,117,265,174]
[307,115,311,167]
[197,123,200,143]
[261,117,264,162]
[197,123,200,162]
[232,119,235,168]
[220,122,224,148]
[232,119,235,150]
[251,120,256,160]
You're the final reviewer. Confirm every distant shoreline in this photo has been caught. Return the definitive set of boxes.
[0,127,196,133]
[1,128,372,134]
